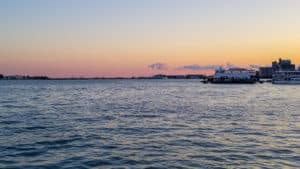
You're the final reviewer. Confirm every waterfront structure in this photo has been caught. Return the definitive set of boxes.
[259,67,273,79]
[151,74,205,79]
[166,75,186,79]
[3,75,49,80]
[212,68,257,84]
[151,74,167,79]
[273,71,300,84]
[0,74,3,79]
[272,58,295,71]
[259,58,296,79]
[185,74,205,79]
[5,75,26,80]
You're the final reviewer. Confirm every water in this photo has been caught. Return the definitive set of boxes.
[0,80,300,168]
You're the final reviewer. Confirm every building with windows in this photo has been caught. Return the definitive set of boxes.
[259,67,273,79]
[272,58,295,71]
[259,58,296,79]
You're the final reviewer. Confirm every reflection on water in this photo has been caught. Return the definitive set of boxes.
[0,80,300,168]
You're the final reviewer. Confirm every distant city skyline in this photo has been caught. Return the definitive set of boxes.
[1,0,300,77]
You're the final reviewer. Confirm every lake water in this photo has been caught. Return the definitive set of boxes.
[0,80,300,168]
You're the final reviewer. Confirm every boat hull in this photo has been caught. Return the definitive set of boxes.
[272,80,300,84]
[272,71,300,84]
[211,79,257,84]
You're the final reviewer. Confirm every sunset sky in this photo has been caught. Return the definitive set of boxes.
[1,0,300,77]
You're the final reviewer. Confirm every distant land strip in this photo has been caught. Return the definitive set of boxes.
[0,74,208,80]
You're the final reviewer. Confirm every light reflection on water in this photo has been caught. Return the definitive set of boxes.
[0,80,300,168]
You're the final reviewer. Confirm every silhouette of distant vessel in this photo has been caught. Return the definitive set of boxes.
[211,68,258,84]
[272,71,300,84]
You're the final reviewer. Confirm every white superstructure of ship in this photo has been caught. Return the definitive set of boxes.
[212,68,257,84]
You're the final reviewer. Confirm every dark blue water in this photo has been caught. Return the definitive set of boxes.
[0,80,300,168]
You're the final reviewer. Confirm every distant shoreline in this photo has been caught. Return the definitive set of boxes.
[0,74,208,80]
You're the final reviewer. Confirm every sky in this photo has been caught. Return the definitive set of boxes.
[1,0,300,77]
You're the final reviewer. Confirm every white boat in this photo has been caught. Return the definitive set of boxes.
[212,68,258,84]
[272,71,300,84]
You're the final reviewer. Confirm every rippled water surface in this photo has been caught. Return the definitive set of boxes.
[1,80,300,168]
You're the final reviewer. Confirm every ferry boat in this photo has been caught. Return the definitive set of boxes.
[272,71,300,84]
[211,68,258,84]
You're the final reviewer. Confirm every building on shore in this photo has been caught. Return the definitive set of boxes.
[272,58,295,71]
[0,74,3,79]
[165,75,186,79]
[259,67,273,79]
[151,74,167,79]
[5,75,26,80]
[185,74,206,79]
[259,58,296,79]
[151,74,205,79]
